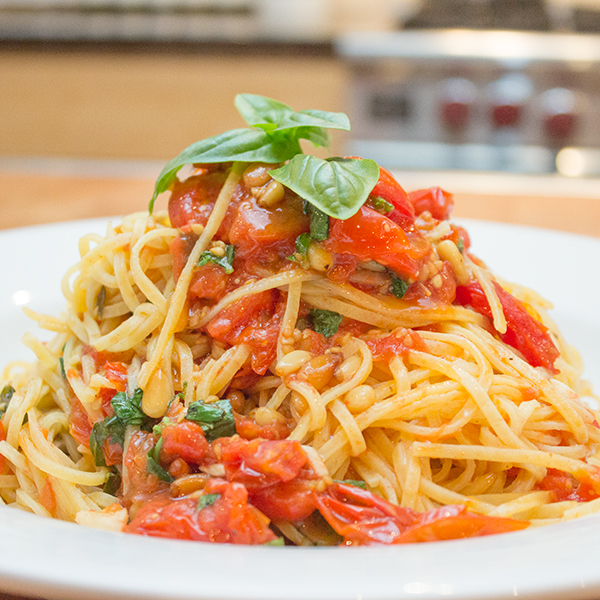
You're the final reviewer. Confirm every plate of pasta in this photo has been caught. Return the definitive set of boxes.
[0,94,600,600]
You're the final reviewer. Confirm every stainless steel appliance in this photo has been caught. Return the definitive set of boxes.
[337,29,600,175]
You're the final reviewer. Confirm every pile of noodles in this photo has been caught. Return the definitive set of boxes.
[1,161,599,541]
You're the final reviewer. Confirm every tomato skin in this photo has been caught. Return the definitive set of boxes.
[125,479,276,545]
[219,437,309,491]
[455,281,559,373]
[370,166,415,226]
[250,479,317,522]
[408,187,454,221]
[123,430,165,507]
[325,206,430,280]
[68,397,93,447]
[168,172,227,229]
[234,414,292,441]
[206,290,282,375]
[316,483,528,545]
[536,468,600,502]
[365,330,426,362]
[404,260,457,305]
[160,421,209,465]
[189,263,228,301]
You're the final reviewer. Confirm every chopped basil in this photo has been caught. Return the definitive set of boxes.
[103,470,122,496]
[89,388,153,467]
[0,385,15,417]
[263,537,285,546]
[185,398,236,442]
[59,357,66,379]
[334,479,367,490]
[150,94,351,211]
[388,270,410,299]
[304,202,329,242]
[197,493,221,510]
[112,389,147,428]
[197,244,235,274]
[295,232,312,257]
[270,155,379,220]
[309,309,343,339]
[457,236,465,253]
[371,196,394,214]
[146,437,173,483]
[89,416,125,467]
[96,286,106,319]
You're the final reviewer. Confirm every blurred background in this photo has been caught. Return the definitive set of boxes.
[1,0,600,236]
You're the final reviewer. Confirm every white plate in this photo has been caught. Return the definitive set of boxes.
[0,218,599,600]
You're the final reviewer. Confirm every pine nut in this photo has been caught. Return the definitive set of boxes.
[256,180,285,208]
[243,163,272,188]
[344,385,376,413]
[142,366,173,418]
[276,350,312,376]
[307,244,333,272]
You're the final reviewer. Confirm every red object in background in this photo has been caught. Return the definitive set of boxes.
[491,104,523,128]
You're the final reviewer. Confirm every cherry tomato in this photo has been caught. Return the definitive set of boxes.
[234,414,292,441]
[408,187,454,221]
[189,263,228,301]
[168,172,228,229]
[125,479,277,544]
[160,421,209,465]
[369,166,415,226]
[219,437,309,491]
[455,281,559,373]
[316,483,528,545]
[536,468,600,502]
[206,290,282,375]
[68,397,92,447]
[365,330,426,362]
[325,206,430,280]
[250,479,317,522]
[123,430,165,507]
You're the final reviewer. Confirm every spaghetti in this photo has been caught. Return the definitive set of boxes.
[1,95,599,546]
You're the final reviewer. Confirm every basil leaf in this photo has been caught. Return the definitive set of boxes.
[150,128,301,210]
[186,399,236,442]
[89,416,125,467]
[457,237,465,253]
[295,233,311,256]
[388,270,409,299]
[112,389,147,429]
[371,196,394,214]
[235,94,350,135]
[197,244,235,274]
[59,357,66,379]
[270,155,379,220]
[103,470,122,496]
[0,385,15,417]
[198,493,221,510]
[146,437,173,483]
[309,309,343,339]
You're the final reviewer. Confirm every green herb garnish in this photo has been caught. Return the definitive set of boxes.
[457,237,465,253]
[185,398,236,442]
[197,493,221,510]
[149,94,379,221]
[304,201,329,241]
[0,385,15,417]
[89,388,152,467]
[146,437,173,483]
[294,232,312,257]
[96,286,106,319]
[263,537,285,546]
[197,244,235,274]
[59,357,66,379]
[388,270,410,299]
[371,196,394,214]
[309,309,343,339]
[103,469,122,496]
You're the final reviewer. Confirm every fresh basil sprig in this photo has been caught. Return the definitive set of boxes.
[388,270,410,299]
[149,94,350,211]
[269,155,379,220]
[146,437,173,483]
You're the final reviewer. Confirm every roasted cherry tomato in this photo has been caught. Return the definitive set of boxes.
[455,281,559,373]
[325,206,430,280]
[160,420,209,465]
[408,187,454,221]
[125,479,277,544]
[369,165,415,227]
[316,483,528,545]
